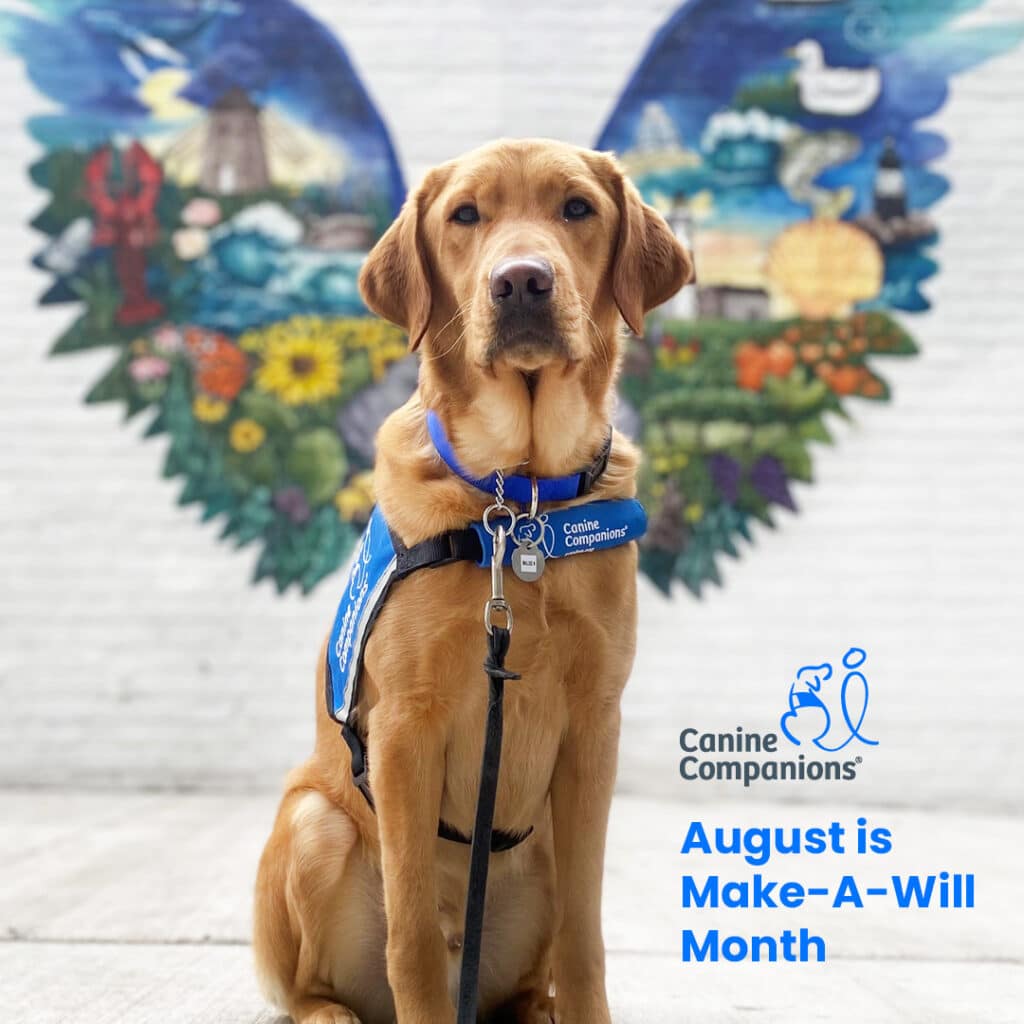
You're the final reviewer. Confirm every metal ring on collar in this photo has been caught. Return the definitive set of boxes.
[482,503,517,536]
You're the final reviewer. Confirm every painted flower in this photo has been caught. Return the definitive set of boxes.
[185,328,249,400]
[684,502,704,523]
[828,365,865,396]
[369,337,410,380]
[735,339,796,391]
[128,355,170,383]
[651,451,689,475]
[181,197,222,228]
[193,394,229,423]
[229,418,266,453]
[656,342,696,369]
[735,341,768,391]
[173,226,210,261]
[238,324,270,353]
[256,329,342,406]
[334,470,375,522]
[152,323,184,354]
[708,454,741,504]
[765,341,796,376]
[273,485,312,525]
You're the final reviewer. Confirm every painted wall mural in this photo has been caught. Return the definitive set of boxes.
[1,0,1021,595]
[0,0,408,592]
[600,0,1023,593]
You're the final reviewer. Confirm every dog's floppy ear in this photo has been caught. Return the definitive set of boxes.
[358,172,439,351]
[608,161,695,335]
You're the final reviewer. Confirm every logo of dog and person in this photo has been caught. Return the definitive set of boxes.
[1,0,1021,594]
[780,647,878,752]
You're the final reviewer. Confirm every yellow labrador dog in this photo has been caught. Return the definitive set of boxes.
[253,138,691,1024]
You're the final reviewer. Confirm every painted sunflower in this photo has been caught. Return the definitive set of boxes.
[255,325,343,406]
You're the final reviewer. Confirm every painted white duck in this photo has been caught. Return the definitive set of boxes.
[788,38,882,117]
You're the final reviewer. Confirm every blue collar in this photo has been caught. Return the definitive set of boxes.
[426,409,612,504]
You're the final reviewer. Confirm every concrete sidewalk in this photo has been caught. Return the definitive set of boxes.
[1,790,1021,1023]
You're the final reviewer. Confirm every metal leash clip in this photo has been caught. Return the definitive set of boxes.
[483,523,513,635]
[482,469,514,635]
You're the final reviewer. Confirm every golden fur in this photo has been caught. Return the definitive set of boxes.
[253,138,692,1024]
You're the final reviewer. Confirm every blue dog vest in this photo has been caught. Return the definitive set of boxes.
[326,497,647,725]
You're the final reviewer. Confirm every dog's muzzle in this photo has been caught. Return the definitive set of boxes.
[486,256,568,364]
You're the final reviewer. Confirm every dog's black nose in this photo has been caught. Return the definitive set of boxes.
[489,257,554,305]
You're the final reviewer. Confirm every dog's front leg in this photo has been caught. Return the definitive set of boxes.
[549,706,620,1024]
[371,701,454,1023]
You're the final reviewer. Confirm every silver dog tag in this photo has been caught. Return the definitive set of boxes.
[511,542,545,582]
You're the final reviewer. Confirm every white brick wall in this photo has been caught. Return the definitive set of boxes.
[0,0,1022,809]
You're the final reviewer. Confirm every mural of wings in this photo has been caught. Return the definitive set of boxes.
[600,0,1023,593]
[1,0,1021,594]
[0,0,414,592]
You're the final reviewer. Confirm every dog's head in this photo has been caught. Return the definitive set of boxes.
[359,138,693,476]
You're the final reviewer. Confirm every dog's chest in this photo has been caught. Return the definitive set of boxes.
[422,549,636,835]
[442,624,570,833]
[358,540,637,837]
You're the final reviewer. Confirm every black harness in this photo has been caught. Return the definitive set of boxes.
[333,437,614,853]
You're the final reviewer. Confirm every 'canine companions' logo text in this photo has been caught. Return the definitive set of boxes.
[679,645,878,787]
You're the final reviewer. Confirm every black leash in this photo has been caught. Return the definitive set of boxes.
[456,623,519,1024]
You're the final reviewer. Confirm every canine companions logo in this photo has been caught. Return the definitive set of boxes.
[512,514,556,557]
[679,645,878,787]
[780,647,879,752]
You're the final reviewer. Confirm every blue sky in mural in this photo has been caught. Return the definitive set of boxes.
[597,0,1024,312]
[0,0,405,216]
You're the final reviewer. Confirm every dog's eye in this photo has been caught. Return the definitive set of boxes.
[450,204,480,225]
[563,198,594,221]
